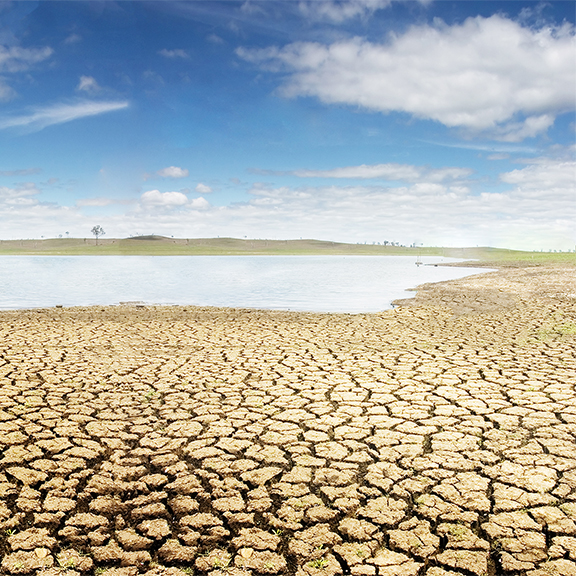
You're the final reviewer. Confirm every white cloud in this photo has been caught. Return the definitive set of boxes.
[64,33,82,45]
[288,163,472,182]
[76,197,116,207]
[0,45,53,72]
[0,183,40,205]
[157,166,189,179]
[238,15,575,141]
[0,168,41,177]
[189,197,210,210]
[77,75,100,93]
[298,0,393,23]
[159,48,189,59]
[207,34,225,45]
[0,77,16,102]
[195,182,213,193]
[500,157,576,199]
[0,100,129,132]
[141,190,189,207]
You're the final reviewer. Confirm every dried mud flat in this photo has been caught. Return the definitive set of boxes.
[0,266,575,576]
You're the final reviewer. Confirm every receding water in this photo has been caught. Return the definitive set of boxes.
[0,255,490,313]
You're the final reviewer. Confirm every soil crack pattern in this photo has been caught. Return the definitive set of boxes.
[0,266,575,576]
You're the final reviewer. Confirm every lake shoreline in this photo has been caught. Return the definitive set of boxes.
[392,263,576,314]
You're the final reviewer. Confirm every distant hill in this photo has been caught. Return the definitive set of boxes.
[0,237,572,265]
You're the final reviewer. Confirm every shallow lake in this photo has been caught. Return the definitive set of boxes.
[0,255,490,313]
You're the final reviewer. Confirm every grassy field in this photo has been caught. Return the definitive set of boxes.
[0,236,573,266]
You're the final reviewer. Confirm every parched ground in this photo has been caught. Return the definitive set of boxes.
[0,266,575,576]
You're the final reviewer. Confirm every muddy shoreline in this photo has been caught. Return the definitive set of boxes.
[0,265,575,576]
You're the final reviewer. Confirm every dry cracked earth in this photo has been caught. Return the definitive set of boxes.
[0,266,575,576]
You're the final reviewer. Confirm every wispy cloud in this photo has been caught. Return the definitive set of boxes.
[0,168,42,177]
[0,45,53,73]
[298,0,394,23]
[76,76,101,93]
[423,140,538,154]
[159,48,189,59]
[252,163,473,183]
[0,182,40,205]
[0,100,129,132]
[64,33,82,45]
[76,197,116,207]
[0,77,16,102]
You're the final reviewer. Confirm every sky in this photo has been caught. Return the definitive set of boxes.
[0,0,574,250]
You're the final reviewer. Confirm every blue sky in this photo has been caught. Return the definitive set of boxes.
[0,0,574,249]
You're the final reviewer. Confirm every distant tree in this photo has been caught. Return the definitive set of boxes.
[91,225,105,245]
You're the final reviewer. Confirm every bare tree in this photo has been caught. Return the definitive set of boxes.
[91,225,105,245]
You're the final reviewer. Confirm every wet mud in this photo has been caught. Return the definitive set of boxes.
[0,266,575,576]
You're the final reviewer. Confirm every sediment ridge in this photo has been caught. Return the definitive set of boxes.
[0,266,575,576]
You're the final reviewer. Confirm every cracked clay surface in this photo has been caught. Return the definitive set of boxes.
[0,265,575,576]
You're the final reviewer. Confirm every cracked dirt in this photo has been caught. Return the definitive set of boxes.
[0,265,575,576]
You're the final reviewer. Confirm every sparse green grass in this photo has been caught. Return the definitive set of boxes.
[144,389,158,402]
[212,557,230,569]
[449,525,468,539]
[308,557,329,570]
[537,322,576,341]
[57,558,76,571]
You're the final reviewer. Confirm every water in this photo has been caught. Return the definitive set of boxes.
[0,255,490,313]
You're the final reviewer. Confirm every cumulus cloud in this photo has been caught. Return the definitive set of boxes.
[0,45,53,72]
[159,48,189,59]
[77,75,100,93]
[0,100,129,132]
[141,190,189,207]
[195,182,213,193]
[139,189,211,211]
[157,166,189,178]
[189,197,210,210]
[238,15,575,141]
